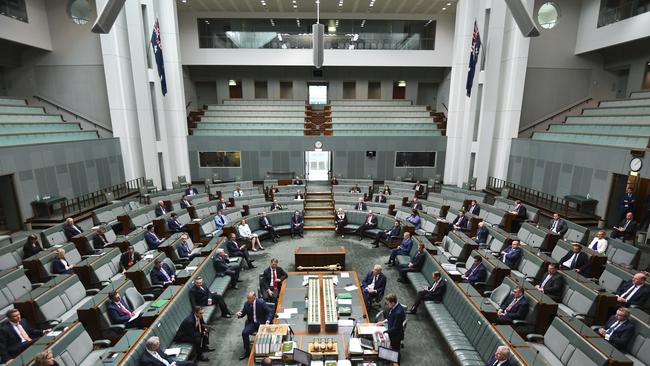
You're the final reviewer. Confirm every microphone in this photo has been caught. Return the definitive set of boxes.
[531,349,540,366]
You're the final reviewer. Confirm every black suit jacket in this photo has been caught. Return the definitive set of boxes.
[615,219,637,240]
[362,214,378,227]
[452,215,468,229]
[140,349,176,366]
[63,224,83,241]
[412,184,425,195]
[548,219,568,236]
[242,299,272,325]
[603,315,635,350]
[176,313,206,343]
[92,234,110,249]
[411,202,423,210]
[616,281,649,307]
[374,195,387,203]
[154,205,167,217]
[120,251,141,270]
[514,205,527,220]
[465,263,487,284]
[426,279,446,302]
[270,203,283,211]
[335,214,348,227]
[539,272,565,302]
[362,271,387,294]
[2,320,43,356]
[385,304,406,346]
[150,264,175,286]
[22,242,43,259]
[190,285,213,308]
[213,255,232,277]
[410,251,426,271]
[559,251,589,271]
[180,199,192,209]
[261,267,288,294]
[185,187,199,196]
[485,355,512,366]
[107,300,133,324]
[467,204,480,215]
[258,216,273,228]
[354,202,367,211]
[499,294,529,321]
[52,259,72,274]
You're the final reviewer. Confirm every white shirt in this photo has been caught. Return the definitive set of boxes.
[562,253,577,268]
[11,322,29,342]
[588,237,608,254]
[148,350,171,366]
[622,284,641,301]
[540,273,552,288]
[269,269,277,286]
[238,224,252,237]
[234,190,243,197]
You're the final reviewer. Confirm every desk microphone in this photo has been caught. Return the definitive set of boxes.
[531,349,540,366]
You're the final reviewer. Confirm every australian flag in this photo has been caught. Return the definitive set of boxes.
[151,19,167,96]
[466,20,481,97]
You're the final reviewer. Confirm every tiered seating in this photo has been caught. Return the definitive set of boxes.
[0,97,99,146]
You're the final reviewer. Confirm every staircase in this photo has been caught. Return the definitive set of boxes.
[304,105,332,136]
[303,181,335,230]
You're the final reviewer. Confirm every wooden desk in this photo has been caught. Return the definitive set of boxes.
[31,196,66,218]
[294,246,346,271]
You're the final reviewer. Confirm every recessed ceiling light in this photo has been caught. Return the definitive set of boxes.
[442,7,446,10]
[447,2,451,5]
[181,0,187,3]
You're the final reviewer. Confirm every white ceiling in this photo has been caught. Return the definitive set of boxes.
[177,0,456,15]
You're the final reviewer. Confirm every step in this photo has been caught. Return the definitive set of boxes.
[305,198,334,202]
[306,191,332,195]
[303,206,334,211]
[304,215,335,220]
[304,225,336,230]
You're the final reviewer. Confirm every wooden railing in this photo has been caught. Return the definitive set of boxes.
[486,176,571,215]
[59,177,145,219]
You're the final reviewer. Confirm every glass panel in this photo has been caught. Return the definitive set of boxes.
[198,152,241,167]
[197,18,436,50]
[395,152,436,167]
[0,0,27,22]
[598,0,650,27]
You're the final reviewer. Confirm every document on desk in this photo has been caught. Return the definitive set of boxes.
[344,285,357,291]
[337,299,352,305]
[185,266,198,271]
[341,272,350,278]
[277,312,292,319]
[164,348,180,356]
[129,311,141,322]
[285,308,298,314]
[46,331,62,337]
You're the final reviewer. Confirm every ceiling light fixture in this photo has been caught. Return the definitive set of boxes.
[228,80,237,86]
[447,2,451,5]
[442,7,446,10]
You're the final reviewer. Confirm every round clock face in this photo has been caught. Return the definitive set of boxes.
[315,141,323,149]
[630,157,643,172]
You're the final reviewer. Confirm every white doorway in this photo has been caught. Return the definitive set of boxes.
[305,151,331,181]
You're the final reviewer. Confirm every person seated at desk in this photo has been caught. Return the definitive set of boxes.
[386,232,414,266]
[176,307,213,362]
[292,176,303,185]
[559,243,589,272]
[34,349,59,366]
[597,307,635,351]
[185,186,199,196]
[461,255,487,285]
[335,208,348,237]
[548,212,568,237]
[534,263,564,302]
[270,199,283,211]
[447,210,468,234]
[237,219,263,251]
[92,226,111,250]
[107,291,140,328]
[154,200,167,217]
[397,242,426,283]
[374,191,387,203]
[150,259,175,287]
[496,286,529,325]
[382,185,392,196]
[361,264,387,309]
[268,184,279,194]
[233,186,244,197]
[120,245,142,271]
[614,272,649,308]
[293,189,304,200]
[407,271,446,314]
[484,346,512,366]
[237,291,273,360]
[378,293,405,352]
[473,221,488,247]
[349,184,362,193]
[409,197,423,210]
[2,309,47,359]
[213,209,228,230]
[226,233,256,269]
[500,240,522,269]
[213,249,241,287]
[353,197,367,211]
[216,198,228,210]
[355,210,378,240]
[372,220,401,248]
[467,200,480,215]
[52,248,74,274]
[180,195,192,209]
[63,217,83,241]
[330,176,338,185]
[406,209,421,230]
[587,230,608,254]
[144,224,163,250]
[509,200,527,233]
[290,210,304,238]
[258,212,280,243]
[190,276,232,318]
[177,234,201,261]
[412,180,425,197]
[140,336,196,366]
[261,258,288,303]
[22,234,43,259]
[167,213,188,233]
[611,212,637,241]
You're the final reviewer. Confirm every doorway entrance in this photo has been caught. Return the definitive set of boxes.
[308,83,328,105]
[305,151,331,181]
[0,174,21,232]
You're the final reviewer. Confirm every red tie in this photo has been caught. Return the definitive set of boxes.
[117,301,132,317]
[272,270,277,290]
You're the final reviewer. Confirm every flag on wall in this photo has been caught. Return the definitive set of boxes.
[151,19,167,96]
[465,20,481,97]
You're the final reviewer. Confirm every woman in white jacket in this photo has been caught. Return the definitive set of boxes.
[237,219,263,251]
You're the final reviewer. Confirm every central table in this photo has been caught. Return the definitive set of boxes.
[294,246,347,271]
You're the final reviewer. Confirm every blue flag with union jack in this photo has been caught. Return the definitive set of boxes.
[151,19,167,96]
[466,20,481,97]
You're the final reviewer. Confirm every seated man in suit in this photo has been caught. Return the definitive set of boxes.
[52,248,74,274]
[615,272,649,308]
[92,226,111,250]
[484,346,512,366]
[407,271,446,314]
[500,240,522,269]
[180,195,192,209]
[473,221,488,247]
[216,198,228,210]
[233,186,244,197]
[611,212,637,241]
[349,184,362,193]
[261,258,288,303]
[144,224,163,250]
[467,200,480,215]
[2,309,47,358]
[293,189,304,200]
[509,200,527,233]
[190,276,232,318]
[374,191,387,203]
[397,242,426,283]
[447,210,468,234]
[587,230,608,254]
[258,212,280,243]
[409,197,423,210]
[177,234,201,261]
[412,180,425,197]
[372,220,401,248]
[496,286,529,325]
[120,245,142,272]
[22,234,43,260]
[290,210,304,238]
[548,212,568,237]
[559,243,589,272]
[226,233,256,269]
[213,209,228,230]
[597,307,635,351]
[176,307,213,362]
[270,199,283,211]
[378,293,406,352]
[237,292,273,360]
[330,176,338,185]
[355,210,378,240]
[107,291,140,328]
[140,336,195,366]
[534,263,564,302]
[63,217,83,241]
[154,200,167,217]
[292,176,303,185]
[334,208,348,237]
[353,197,367,211]
[213,249,241,287]
[185,186,199,196]
[361,264,387,308]
[167,213,188,233]
[386,232,414,266]
[150,259,175,287]
[461,255,487,286]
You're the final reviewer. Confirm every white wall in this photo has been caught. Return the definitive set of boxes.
[0,0,51,50]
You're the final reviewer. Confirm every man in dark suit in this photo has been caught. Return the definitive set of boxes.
[175,307,212,362]
[374,191,387,203]
[461,255,487,286]
[361,264,387,308]
[509,200,527,233]
[597,307,635,351]
[177,235,200,261]
[354,197,367,211]
[484,346,512,366]
[534,263,564,302]
[500,240,522,269]
[559,243,589,272]
[120,245,142,271]
[473,221,488,246]
[167,213,188,233]
[2,309,46,358]
[349,184,362,193]
[290,210,304,238]
[619,187,636,219]
[150,259,175,287]
[467,200,480,215]
[615,272,649,308]
[386,232,414,266]
[213,249,241,287]
[412,181,425,197]
[144,224,163,250]
[107,292,140,328]
[63,217,83,241]
[154,200,167,217]
[92,226,111,250]
[448,211,468,233]
[496,286,529,325]
[237,292,273,360]
[379,293,406,352]
[140,336,195,366]
[270,199,283,211]
[292,176,303,185]
[397,243,426,283]
[189,276,232,318]
[261,258,288,303]
[611,212,637,241]
[185,186,199,196]
[293,189,304,200]
[180,195,192,209]
[258,212,280,243]
[226,233,255,269]
[355,210,378,240]
[548,212,568,237]
[409,197,423,210]
[335,208,348,237]
[216,198,228,210]
[372,220,401,248]
[407,271,446,314]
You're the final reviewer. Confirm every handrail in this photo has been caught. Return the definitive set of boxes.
[32,95,113,134]
[58,177,145,219]
[486,176,573,216]
[441,102,448,112]
[519,97,593,136]
[186,101,192,109]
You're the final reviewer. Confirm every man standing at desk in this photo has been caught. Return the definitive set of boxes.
[378,293,405,353]
[237,291,272,360]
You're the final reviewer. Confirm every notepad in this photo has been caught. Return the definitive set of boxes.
[150,299,169,308]
[341,273,350,278]
[344,285,357,291]
[164,348,180,356]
